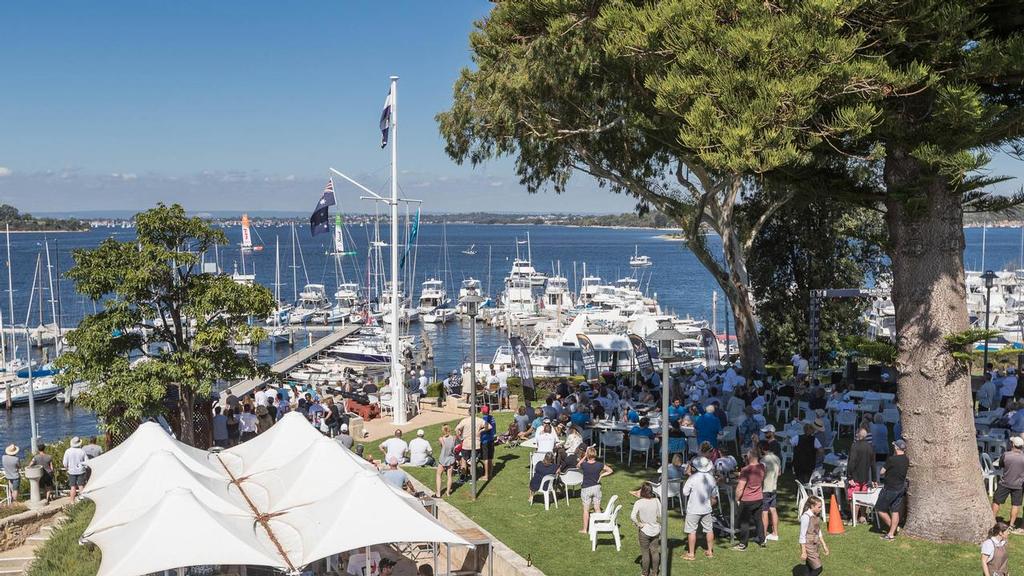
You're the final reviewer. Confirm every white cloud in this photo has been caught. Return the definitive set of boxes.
[0,167,10,177]
[489,181,503,187]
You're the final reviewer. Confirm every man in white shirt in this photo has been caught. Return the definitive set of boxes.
[253,385,268,412]
[63,437,89,502]
[683,457,719,560]
[418,370,429,396]
[497,366,510,410]
[408,429,434,466]
[379,429,409,465]
[978,374,999,412]
[795,354,810,384]
[534,419,558,454]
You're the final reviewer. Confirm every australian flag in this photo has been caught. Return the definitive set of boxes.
[379,89,392,148]
[310,178,336,236]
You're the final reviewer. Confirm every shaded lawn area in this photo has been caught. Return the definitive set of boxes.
[367,413,1024,576]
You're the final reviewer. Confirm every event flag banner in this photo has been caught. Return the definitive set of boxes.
[700,328,720,370]
[509,336,535,390]
[310,178,337,236]
[628,333,655,375]
[400,207,420,270]
[577,333,597,372]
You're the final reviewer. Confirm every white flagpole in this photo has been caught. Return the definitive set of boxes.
[390,76,407,424]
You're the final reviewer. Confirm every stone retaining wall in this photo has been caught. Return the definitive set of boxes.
[0,499,68,552]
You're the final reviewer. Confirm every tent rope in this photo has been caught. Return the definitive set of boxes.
[215,454,298,573]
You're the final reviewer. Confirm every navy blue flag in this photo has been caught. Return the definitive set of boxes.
[379,90,392,148]
[628,333,655,375]
[509,336,535,390]
[577,333,597,372]
[700,328,720,371]
[309,179,337,237]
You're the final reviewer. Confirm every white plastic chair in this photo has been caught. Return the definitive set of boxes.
[529,451,546,478]
[795,480,826,522]
[560,469,584,504]
[778,441,793,472]
[836,411,857,437]
[589,494,619,524]
[851,488,881,528]
[600,431,625,462]
[627,435,652,468]
[589,504,622,551]
[981,453,1002,497]
[532,474,559,510]
[652,479,684,515]
[797,401,811,420]
[773,397,791,420]
[719,426,738,454]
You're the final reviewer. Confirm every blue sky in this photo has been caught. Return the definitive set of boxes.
[0,2,1020,215]
[0,1,635,213]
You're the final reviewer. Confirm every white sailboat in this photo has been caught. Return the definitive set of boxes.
[462,244,477,256]
[240,214,263,253]
[629,245,652,268]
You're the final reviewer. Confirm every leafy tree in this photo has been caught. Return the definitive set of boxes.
[596,0,1024,542]
[55,204,275,445]
[746,196,887,364]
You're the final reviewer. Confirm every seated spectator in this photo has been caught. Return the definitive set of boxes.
[695,405,722,448]
[381,456,414,493]
[535,420,558,454]
[630,416,656,440]
[529,452,558,503]
[409,429,434,467]
[570,404,592,428]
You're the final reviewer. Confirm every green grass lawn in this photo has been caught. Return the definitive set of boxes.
[372,413,1024,576]
[27,500,100,576]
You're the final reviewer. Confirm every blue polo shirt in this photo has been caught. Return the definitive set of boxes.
[481,414,496,444]
[630,425,655,439]
[668,405,687,424]
[570,412,591,427]
[695,413,721,447]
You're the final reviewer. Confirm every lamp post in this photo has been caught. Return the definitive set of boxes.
[461,288,485,500]
[648,320,685,576]
[983,270,997,371]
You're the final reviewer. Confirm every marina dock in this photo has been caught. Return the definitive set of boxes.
[221,324,361,400]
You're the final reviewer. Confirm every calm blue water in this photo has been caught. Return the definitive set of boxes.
[1,222,1020,447]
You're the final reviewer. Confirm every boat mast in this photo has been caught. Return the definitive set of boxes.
[24,254,41,454]
[291,223,298,302]
[388,76,406,424]
[6,225,15,361]
[44,241,60,356]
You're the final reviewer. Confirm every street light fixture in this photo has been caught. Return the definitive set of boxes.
[648,320,685,576]
[461,288,485,500]
[983,270,997,371]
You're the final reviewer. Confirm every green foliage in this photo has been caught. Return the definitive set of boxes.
[747,192,888,364]
[27,500,100,576]
[843,336,899,365]
[55,204,275,438]
[0,205,87,231]
[945,328,1003,365]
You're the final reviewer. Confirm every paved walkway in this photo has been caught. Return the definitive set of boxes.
[361,409,459,442]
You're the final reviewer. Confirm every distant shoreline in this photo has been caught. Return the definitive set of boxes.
[4,229,87,234]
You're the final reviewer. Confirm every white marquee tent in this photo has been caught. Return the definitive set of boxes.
[82,413,471,576]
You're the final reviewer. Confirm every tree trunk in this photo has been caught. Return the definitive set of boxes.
[725,280,764,375]
[178,385,196,446]
[885,153,992,542]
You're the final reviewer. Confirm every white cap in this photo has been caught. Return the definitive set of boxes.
[1012,436,1024,448]
[340,424,348,432]
[417,429,425,437]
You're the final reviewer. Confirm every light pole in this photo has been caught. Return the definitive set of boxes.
[649,320,684,576]
[983,270,997,371]
[461,288,484,500]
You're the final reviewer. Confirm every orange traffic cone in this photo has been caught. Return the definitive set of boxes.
[827,494,845,535]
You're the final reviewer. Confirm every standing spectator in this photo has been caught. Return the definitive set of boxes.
[733,448,766,550]
[480,406,496,481]
[877,439,909,541]
[1002,368,1018,409]
[238,404,258,442]
[847,427,875,523]
[759,441,781,542]
[253,384,269,411]
[738,406,761,455]
[993,435,1024,531]
[455,407,487,478]
[978,374,1000,412]
[799,496,829,576]
[682,456,718,560]
[791,424,822,483]
[409,429,434,467]
[379,430,409,465]
[630,482,662,576]
[225,408,240,447]
[980,520,1010,576]
[2,445,19,501]
[255,404,274,433]
[211,406,229,448]
[436,425,457,498]
[579,446,613,533]
[30,443,54,502]
[63,437,89,502]
[870,413,889,464]
[695,405,721,448]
